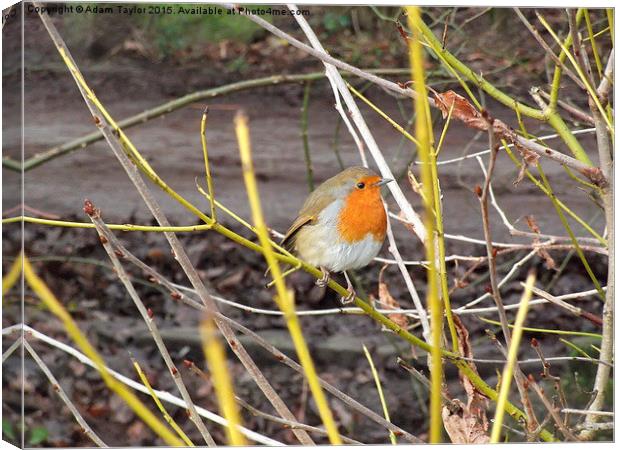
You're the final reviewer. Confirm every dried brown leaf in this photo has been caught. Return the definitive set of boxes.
[442,403,491,444]
[378,266,408,329]
[442,316,490,443]
[524,216,557,270]
[407,167,422,196]
[513,147,540,186]
[432,90,489,131]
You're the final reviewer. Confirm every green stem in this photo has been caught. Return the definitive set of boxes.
[583,10,603,80]
[503,143,606,245]
[537,166,605,299]
[300,81,314,192]
[548,9,584,109]
[546,111,594,167]
[415,19,545,120]
[408,6,444,442]
[416,11,593,166]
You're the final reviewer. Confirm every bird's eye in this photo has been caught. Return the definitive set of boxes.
[356,182,366,189]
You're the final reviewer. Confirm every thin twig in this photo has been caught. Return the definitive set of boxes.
[5,324,281,446]
[538,90,595,125]
[2,336,21,363]
[528,377,579,441]
[396,357,460,411]
[236,398,362,445]
[300,81,315,192]
[362,344,397,444]
[529,285,603,326]
[88,205,216,446]
[130,357,194,446]
[24,339,108,447]
[200,107,217,223]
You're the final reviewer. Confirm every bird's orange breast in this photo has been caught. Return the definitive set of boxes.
[337,185,387,243]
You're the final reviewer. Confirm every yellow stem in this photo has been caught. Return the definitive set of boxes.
[559,338,595,359]
[363,344,397,444]
[490,270,536,443]
[235,111,342,445]
[22,254,184,447]
[200,315,247,446]
[6,216,214,232]
[480,317,602,339]
[2,252,22,296]
[407,6,443,443]
[201,108,217,222]
[583,10,603,80]
[131,358,195,446]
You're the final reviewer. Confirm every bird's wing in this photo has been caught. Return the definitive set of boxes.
[280,214,315,248]
[281,178,340,248]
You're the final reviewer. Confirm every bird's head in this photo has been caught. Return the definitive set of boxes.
[330,166,393,201]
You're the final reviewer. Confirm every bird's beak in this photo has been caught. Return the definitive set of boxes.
[374,178,393,187]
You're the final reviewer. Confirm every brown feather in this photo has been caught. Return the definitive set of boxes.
[281,215,314,248]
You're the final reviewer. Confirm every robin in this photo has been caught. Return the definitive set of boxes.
[281,166,392,303]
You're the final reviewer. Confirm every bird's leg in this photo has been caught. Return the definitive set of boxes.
[340,271,356,304]
[315,266,331,288]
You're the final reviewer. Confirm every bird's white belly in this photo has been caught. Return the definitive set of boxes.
[295,224,383,272]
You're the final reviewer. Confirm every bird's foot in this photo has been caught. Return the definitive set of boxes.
[315,267,330,288]
[340,271,356,304]
[340,286,357,305]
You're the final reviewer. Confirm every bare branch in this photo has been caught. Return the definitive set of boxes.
[5,325,282,446]
[514,8,586,91]
[87,204,216,446]
[529,377,578,441]
[2,337,21,363]
[24,339,107,447]
[529,285,602,326]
